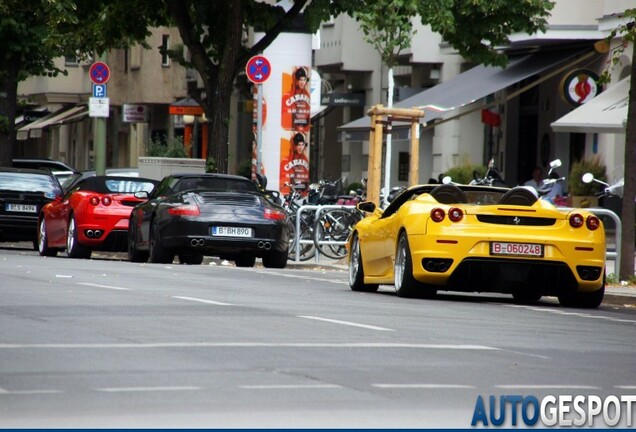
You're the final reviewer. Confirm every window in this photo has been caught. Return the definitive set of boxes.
[161,34,170,67]
[398,152,409,181]
[130,45,142,70]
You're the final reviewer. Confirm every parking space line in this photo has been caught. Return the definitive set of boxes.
[0,342,498,349]
[297,315,393,331]
[172,296,235,306]
[77,282,131,291]
[0,387,63,395]
[506,304,636,324]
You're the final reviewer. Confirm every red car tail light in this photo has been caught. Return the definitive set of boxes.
[264,207,286,221]
[102,196,112,206]
[168,205,200,216]
[586,215,600,231]
[448,207,463,222]
[569,213,584,228]
[430,208,445,222]
[89,196,100,206]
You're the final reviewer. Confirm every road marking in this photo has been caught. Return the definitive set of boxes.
[615,385,636,389]
[238,268,348,285]
[372,384,475,389]
[298,315,393,331]
[239,384,342,389]
[495,385,601,390]
[0,387,63,395]
[55,274,73,278]
[96,386,201,393]
[77,282,131,291]
[506,304,636,324]
[0,342,498,350]
[172,296,234,306]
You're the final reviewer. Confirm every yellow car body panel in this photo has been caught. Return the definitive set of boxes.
[351,184,606,298]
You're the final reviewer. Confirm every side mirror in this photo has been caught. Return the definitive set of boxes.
[134,190,150,199]
[442,176,453,185]
[358,201,376,213]
[581,173,594,184]
[549,159,562,169]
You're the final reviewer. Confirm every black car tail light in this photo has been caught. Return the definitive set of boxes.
[168,204,200,216]
[569,213,584,228]
[448,207,463,222]
[264,207,286,221]
[586,215,600,231]
[430,208,445,222]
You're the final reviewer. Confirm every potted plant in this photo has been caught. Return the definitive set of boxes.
[568,156,607,208]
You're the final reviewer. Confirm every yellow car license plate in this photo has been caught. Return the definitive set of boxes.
[490,241,543,257]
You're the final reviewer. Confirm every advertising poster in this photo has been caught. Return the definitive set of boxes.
[280,65,311,194]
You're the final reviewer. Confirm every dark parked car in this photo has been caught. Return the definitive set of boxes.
[12,158,79,185]
[128,173,290,267]
[0,168,63,249]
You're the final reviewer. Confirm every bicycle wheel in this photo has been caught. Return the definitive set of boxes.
[313,208,361,260]
[287,215,316,261]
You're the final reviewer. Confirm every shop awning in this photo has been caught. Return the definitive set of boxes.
[339,49,597,140]
[17,105,88,140]
[551,76,629,134]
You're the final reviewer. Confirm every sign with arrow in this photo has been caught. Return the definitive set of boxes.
[246,55,271,84]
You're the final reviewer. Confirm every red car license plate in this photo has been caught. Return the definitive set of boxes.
[490,242,543,257]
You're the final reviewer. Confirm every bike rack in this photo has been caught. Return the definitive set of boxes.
[557,207,621,273]
[293,204,357,263]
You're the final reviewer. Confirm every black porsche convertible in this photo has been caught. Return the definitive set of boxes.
[127,173,290,267]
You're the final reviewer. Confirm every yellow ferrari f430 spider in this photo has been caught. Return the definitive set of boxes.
[348,184,606,308]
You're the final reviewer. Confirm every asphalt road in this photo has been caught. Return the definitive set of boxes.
[1,244,635,428]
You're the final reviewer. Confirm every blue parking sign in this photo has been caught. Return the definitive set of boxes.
[93,84,107,98]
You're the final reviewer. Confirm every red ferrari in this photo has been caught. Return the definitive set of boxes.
[37,175,158,258]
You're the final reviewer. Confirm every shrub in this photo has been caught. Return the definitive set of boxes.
[444,161,486,185]
[147,136,189,158]
[568,156,607,196]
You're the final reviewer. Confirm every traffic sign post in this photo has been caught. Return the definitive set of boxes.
[246,55,271,178]
[89,60,110,176]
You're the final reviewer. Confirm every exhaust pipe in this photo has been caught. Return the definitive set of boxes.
[86,230,94,238]
[190,238,205,247]
[93,230,102,238]
[257,241,272,250]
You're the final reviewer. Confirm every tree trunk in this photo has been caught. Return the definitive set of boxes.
[202,79,232,173]
[619,42,636,280]
[0,60,19,166]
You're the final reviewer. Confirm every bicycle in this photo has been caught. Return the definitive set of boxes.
[312,194,364,260]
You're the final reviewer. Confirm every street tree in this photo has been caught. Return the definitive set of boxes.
[0,0,159,167]
[355,0,419,198]
[160,0,554,174]
[599,9,635,281]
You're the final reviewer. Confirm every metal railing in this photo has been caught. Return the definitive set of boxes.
[294,204,357,263]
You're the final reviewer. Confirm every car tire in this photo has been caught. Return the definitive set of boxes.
[558,283,605,309]
[37,217,58,257]
[179,254,204,265]
[262,249,288,269]
[149,221,174,264]
[512,290,542,304]
[395,232,436,299]
[66,215,91,259]
[128,220,148,263]
[234,255,256,268]
[348,233,378,292]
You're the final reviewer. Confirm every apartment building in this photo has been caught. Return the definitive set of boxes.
[314,0,632,191]
[15,27,189,171]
